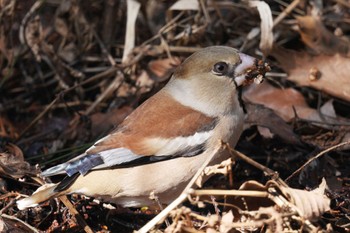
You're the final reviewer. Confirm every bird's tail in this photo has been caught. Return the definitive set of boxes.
[17,183,60,210]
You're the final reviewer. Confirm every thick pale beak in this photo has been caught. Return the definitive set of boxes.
[234,53,269,86]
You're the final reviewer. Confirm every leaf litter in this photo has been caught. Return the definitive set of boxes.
[0,0,349,232]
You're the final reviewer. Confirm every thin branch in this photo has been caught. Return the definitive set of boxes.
[286,141,350,182]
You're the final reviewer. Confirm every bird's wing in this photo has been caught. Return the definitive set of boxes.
[42,91,217,177]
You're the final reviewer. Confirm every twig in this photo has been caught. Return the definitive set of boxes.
[190,189,268,197]
[85,72,124,115]
[62,0,118,66]
[273,0,301,27]
[225,144,276,177]
[285,141,350,182]
[58,196,94,233]
[1,213,40,233]
[140,12,185,46]
[16,65,120,140]
[199,0,211,24]
[16,97,59,140]
[0,199,16,215]
[137,143,222,233]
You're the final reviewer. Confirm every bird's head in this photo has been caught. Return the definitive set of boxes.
[173,46,268,88]
[165,46,269,116]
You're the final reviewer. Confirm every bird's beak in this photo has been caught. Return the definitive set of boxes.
[234,53,270,86]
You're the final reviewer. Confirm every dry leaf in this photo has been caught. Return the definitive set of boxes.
[244,82,350,129]
[272,47,350,102]
[148,57,181,81]
[169,0,199,11]
[239,179,331,221]
[257,126,274,139]
[249,1,273,55]
[278,178,330,220]
[122,0,141,63]
[297,15,350,56]
[136,70,155,93]
[244,82,313,122]
[196,158,233,187]
[0,143,37,178]
[0,215,38,233]
[245,103,301,145]
[220,211,234,233]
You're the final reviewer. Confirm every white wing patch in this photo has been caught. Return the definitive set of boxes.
[94,148,144,168]
[145,130,213,156]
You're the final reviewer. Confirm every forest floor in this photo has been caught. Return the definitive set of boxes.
[0,0,349,232]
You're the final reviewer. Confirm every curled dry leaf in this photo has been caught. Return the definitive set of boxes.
[195,158,234,187]
[0,143,37,178]
[272,47,350,102]
[249,1,274,55]
[238,179,330,221]
[278,179,331,221]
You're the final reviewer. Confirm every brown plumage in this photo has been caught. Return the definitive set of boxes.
[17,46,267,210]
[87,91,216,155]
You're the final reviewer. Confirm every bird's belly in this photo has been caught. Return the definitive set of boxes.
[67,149,227,207]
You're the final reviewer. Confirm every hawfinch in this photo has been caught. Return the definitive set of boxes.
[17,46,267,210]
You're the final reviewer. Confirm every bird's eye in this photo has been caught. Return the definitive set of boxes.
[213,62,229,75]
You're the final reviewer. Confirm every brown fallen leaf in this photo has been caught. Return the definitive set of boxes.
[148,57,181,81]
[0,143,37,178]
[271,47,350,102]
[244,103,301,145]
[244,82,350,129]
[244,82,314,122]
[297,15,350,56]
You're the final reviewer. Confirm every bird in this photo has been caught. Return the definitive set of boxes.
[17,46,267,210]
